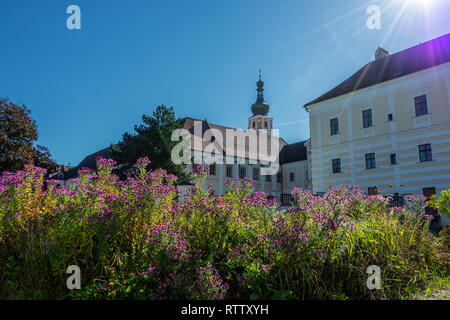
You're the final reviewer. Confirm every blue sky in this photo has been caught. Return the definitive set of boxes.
[1,0,449,166]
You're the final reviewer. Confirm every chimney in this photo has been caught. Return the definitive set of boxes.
[374,47,389,60]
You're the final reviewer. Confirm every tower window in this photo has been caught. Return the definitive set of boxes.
[209,164,216,175]
[387,113,393,121]
[266,174,272,182]
[252,121,255,128]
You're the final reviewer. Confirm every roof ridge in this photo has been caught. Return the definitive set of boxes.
[184,117,245,131]
[304,33,450,108]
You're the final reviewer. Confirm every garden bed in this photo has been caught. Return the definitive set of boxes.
[0,158,448,300]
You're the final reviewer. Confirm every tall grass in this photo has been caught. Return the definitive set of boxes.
[0,159,448,299]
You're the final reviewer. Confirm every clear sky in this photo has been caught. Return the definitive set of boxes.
[1,0,449,166]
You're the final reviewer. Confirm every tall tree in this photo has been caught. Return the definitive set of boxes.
[0,98,56,173]
[110,105,189,182]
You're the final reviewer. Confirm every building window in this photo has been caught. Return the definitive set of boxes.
[390,153,397,165]
[368,186,378,195]
[252,121,255,128]
[266,174,272,182]
[387,113,393,121]
[209,164,216,175]
[276,172,282,183]
[239,166,246,178]
[332,158,341,173]
[419,144,432,162]
[330,117,339,135]
[264,121,267,128]
[289,172,295,182]
[365,153,376,169]
[423,187,437,215]
[253,167,260,180]
[414,95,428,117]
[226,165,233,177]
[362,109,373,128]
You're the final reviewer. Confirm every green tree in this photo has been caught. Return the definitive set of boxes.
[429,189,450,218]
[0,98,56,173]
[110,105,190,182]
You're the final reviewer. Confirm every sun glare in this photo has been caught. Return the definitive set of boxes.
[405,0,435,8]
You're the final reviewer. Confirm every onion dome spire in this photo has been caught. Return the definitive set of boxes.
[251,69,270,116]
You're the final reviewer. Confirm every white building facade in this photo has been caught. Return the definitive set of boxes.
[184,73,311,203]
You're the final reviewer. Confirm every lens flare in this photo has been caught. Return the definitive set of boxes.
[405,0,435,8]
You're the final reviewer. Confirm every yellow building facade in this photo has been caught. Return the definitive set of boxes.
[305,34,450,213]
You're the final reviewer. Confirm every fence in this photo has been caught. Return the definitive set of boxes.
[281,192,406,208]
[387,194,405,207]
[280,193,294,206]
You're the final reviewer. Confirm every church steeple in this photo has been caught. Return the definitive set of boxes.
[248,70,273,131]
[251,70,270,116]
[256,69,264,101]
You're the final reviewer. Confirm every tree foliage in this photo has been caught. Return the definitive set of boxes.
[429,189,450,218]
[0,98,56,174]
[110,105,189,182]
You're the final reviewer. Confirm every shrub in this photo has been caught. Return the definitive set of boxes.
[0,159,448,300]
[429,189,450,218]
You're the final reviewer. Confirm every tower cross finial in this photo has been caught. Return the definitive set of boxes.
[259,69,261,80]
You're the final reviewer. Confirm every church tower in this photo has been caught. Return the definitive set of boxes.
[248,70,273,132]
